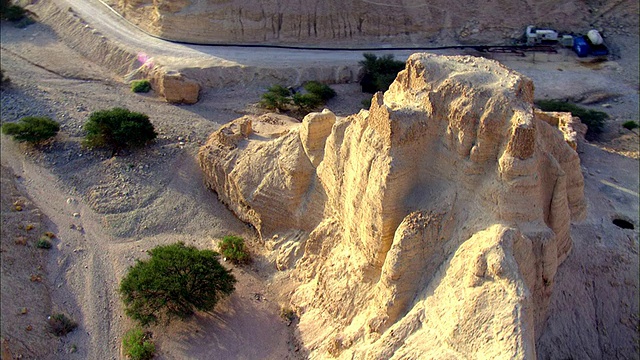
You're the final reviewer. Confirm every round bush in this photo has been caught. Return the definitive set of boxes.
[292,93,323,112]
[122,328,155,360]
[48,313,77,336]
[1,116,60,144]
[260,85,292,111]
[131,80,151,93]
[36,237,52,249]
[218,236,250,264]
[119,242,236,326]
[1,4,26,21]
[83,108,157,152]
[303,81,336,101]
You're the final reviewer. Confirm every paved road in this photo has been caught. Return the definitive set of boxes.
[56,0,421,68]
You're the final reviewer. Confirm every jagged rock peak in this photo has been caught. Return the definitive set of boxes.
[198,53,586,359]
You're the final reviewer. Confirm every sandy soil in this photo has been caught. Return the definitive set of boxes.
[0,20,305,360]
[0,15,638,360]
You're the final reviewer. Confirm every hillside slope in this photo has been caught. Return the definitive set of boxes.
[112,0,638,45]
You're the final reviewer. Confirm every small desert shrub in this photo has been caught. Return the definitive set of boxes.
[1,116,60,144]
[218,235,250,264]
[280,307,296,322]
[83,108,157,152]
[535,100,608,141]
[303,81,336,101]
[260,82,336,114]
[48,313,77,336]
[292,92,323,112]
[131,80,151,93]
[120,242,236,326]
[359,53,405,94]
[1,3,26,22]
[260,85,292,111]
[122,328,155,360]
[622,121,639,131]
[36,237,52,249]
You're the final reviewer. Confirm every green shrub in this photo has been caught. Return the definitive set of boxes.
[622,121,639,131]
[131,80,151,93]
[292,93,323,112]
[36,237,52,249]
[260,85,292,111]
[119,242,236,326]
[1,4,26,22]
[303,81,336,101]
[260,82,337,114]
[48,313,77,336]
[535,100,608,141]
[359,53,405,94]
[1,116,60,144]
[218,236,250,264]
[122,328,155,360]
[83,108,157,152]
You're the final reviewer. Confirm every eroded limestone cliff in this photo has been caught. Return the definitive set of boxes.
[113,0,637,45]
[198,53,587,358]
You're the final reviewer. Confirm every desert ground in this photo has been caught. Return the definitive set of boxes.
[1,5,638,360]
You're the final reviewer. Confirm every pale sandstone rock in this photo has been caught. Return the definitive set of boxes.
[300,109,336,167]
[198,54,587,358]
[150,69,201,104]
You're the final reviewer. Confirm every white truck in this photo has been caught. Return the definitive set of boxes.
[526,25,559,45]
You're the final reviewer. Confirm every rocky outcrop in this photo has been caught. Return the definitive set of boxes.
[114,0,638,45]
[149,69,200,104]
[198,53,587,358]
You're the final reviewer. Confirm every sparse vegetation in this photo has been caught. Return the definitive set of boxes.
[218,235,250,264]
[622,121,639,131]
[535,99,609,141]
[359,53,405,94]
[280,307,296,322]
[122,328,155,360]
[83,107,157,153]
[260,84,292,112]
[1,1,34,27]
[119,242,236,326]
[0,1,26,22]
[292,92,323,112]
[131,79,152,93]
[36,237,52,249]
[1,116,60,145]
[48,313,77,336]
[303,81,336,101]
[260,81,336,114]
